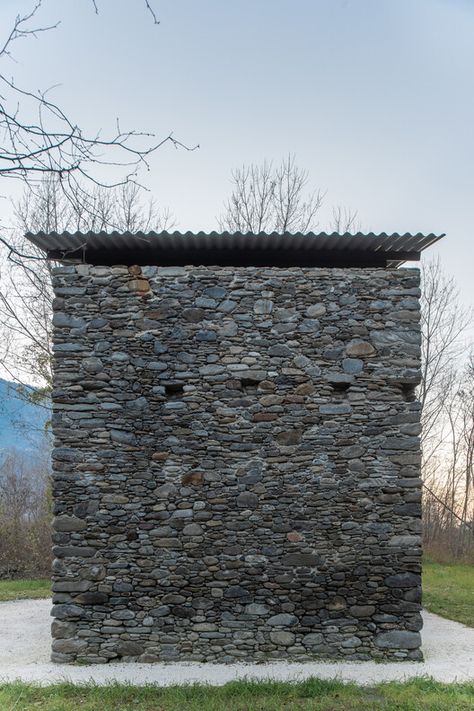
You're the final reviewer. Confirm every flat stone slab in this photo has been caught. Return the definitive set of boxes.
[1,600,473,685]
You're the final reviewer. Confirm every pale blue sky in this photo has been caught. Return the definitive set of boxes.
[1,0,473,303]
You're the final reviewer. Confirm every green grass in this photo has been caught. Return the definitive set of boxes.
[423,560,474,627]
[0,578,50,602]
[0,678,473,711]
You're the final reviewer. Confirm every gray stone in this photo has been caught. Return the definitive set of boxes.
[245,603,269,615]
[115,641,145,656]
[276,430,302,445]
[109,429,137,445]
[224,586,249,599]
[319,404,352,415]
[157,267,186,276]
[342,358,364,374]
[183,308,205,322]
[52,639,87,654]
[126,396,148,410]
[54,343,83,352]
[270,631,295,646]
[269,344,292,357]
[219,321,238,336]
[350,605,375,617]
[218,300,237,313]
[299,319,320,332]
[53,515,87,532]
[183,523,204,536]
[254,299,273,314]
[111,609,135,620]
[53,546,96,558]
[236,492,259,508]
[195,297,217,308]
[74,592,108,604]
[274,308,298,322]
[199,365,225,376]
[51,620,77,639]
[281,553,321,567]
[385,573,420,588]
[341,636,362,648]
[51,604,85,619]
[103,493,129,504]
[383,437,419,451]
[268,613,298,626]
[345,340,376,357]
[305,304,326,318]
[302,633,324,646]
[53,313,86,329]
[154,341,168,354]
[82,357,103,373]
[374,631,421,649]
[196,330,217,342]
[204,286,227,299]
[340,445,364,459]
[389,535,421,547]
[52,580,89,593]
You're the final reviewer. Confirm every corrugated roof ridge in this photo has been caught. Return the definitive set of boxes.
[26,230,445,238]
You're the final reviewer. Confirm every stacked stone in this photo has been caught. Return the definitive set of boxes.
[50,264,423,664]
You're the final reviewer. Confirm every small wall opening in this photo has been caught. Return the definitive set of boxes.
[164,382,184,398]
[240,378,261,391]
[400,383,416,401]
[330,381,351,393]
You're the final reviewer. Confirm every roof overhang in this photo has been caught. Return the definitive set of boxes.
[25,231,445,268]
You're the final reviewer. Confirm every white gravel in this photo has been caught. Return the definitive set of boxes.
[0,599,473,686]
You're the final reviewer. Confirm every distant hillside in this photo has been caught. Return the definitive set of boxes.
[0,379,51,459]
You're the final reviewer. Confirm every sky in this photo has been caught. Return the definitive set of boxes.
[0,0,473,307]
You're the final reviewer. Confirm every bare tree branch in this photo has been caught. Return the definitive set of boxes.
[330,205,360,233]
[0,1,192,204]
[420,259,474,557]
[0,176,175,393]
[218,155,357,234]
[144,1,160,24]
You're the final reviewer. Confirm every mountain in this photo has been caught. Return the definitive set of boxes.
[0,378,51,459]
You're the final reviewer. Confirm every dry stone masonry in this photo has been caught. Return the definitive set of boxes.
[50,264,423,663]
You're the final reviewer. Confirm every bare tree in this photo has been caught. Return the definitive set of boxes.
[419,259,474,559]
[419,259,472,461]
[0,1,191,197]
[458,356,474,543]
[0,447,51,577]
[218,155,358,233]
[218,156,324,233]
[422,357,474,560]
[0,177,175,390]
[329,205,360,233]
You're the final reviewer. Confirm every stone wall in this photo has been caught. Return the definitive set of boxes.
[50,264,423,664]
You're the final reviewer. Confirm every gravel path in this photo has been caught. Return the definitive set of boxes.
[1,599,473,685]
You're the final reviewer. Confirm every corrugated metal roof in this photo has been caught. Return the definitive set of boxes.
[25,230,444,268]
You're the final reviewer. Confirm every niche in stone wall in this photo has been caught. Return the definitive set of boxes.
[239,376,265,394]
[164,382,184,399]
[400,382,417,401]
[326,373,352,394]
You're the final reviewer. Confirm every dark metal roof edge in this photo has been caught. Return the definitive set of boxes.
[26,230,446,240]
[25,230,445,268]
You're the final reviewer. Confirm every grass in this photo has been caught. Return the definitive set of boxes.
[0,578,50,602]
[0,570,472,708]
[422,560,474,627]
[0,678,473,711]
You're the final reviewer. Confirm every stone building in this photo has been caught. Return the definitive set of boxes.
[27,230,443,664]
